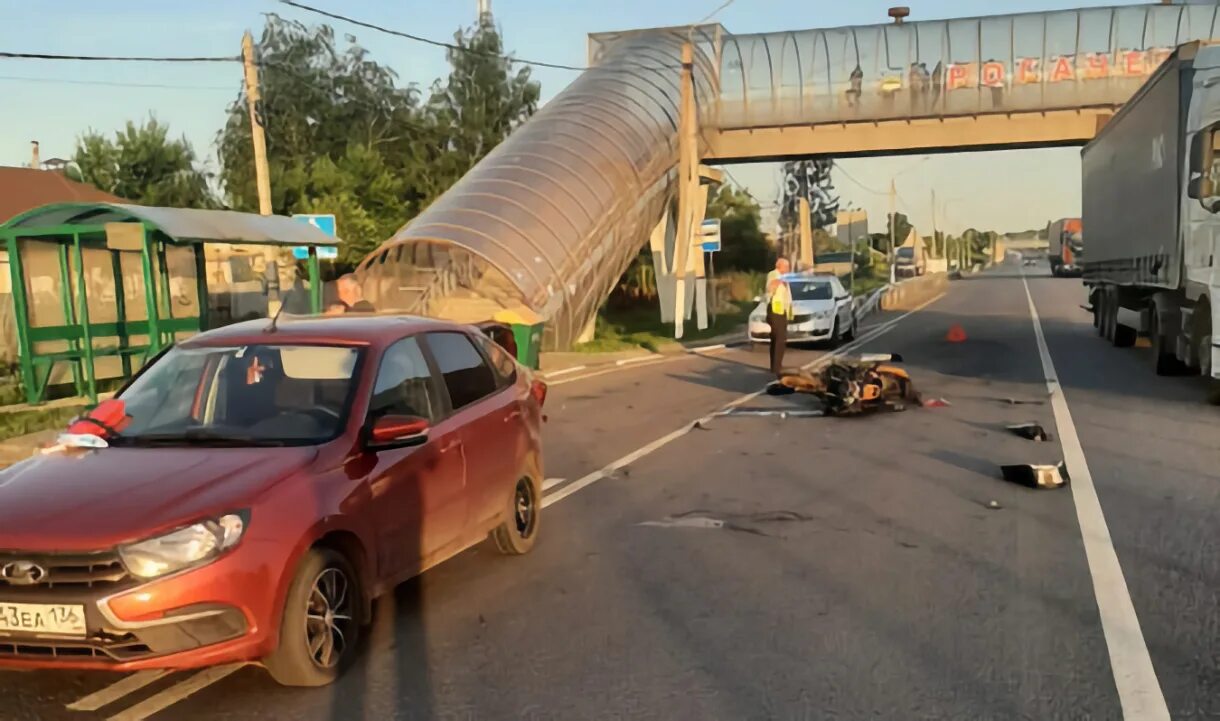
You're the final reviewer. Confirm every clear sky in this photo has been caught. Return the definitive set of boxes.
[0,0,1151,235]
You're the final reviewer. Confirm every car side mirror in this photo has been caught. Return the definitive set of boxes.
[367,415,429,449]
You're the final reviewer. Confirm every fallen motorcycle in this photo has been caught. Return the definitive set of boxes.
[773,354,921,416]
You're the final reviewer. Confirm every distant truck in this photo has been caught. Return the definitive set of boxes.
[1046,218,1083,277]
[1081,41,1220,403]
[893,230,926,278]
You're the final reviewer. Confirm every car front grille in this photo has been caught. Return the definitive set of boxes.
[0,550,130,590]
[792,314,814,324]
[0,633,152,662]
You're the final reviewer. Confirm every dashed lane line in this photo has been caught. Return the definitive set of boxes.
[105,664,245,721]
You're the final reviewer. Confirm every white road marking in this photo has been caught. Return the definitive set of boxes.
[66,670,171,711]
[1021,274,1170,721]
[687,343,728,353]
[106,664,246,721]
[541,365,587,379]
[542,477,567,491]
[615,355,657,366]
[541,293,945,511]
[547,355,676,386]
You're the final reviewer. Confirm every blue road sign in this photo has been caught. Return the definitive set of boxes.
[292,214,338,259]
[700,218,721,253]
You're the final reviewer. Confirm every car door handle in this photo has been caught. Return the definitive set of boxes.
[504,409,521,423]
[439,439,462,453]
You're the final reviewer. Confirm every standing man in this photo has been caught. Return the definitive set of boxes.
[765,258,793,376]
[335,273,376,313]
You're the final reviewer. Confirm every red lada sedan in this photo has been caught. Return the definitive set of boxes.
[0,315,545,686]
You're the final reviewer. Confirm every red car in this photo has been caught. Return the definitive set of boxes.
[0,315,546,686]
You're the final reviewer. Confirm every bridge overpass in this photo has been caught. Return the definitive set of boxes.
[358,3,1220,348]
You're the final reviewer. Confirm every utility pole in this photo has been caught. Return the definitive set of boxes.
[30,141,40,170]
[930,187,938,257]
[242,31,272,216]
[888,178,897,283]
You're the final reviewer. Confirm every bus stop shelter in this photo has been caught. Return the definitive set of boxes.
[1,202,339,405]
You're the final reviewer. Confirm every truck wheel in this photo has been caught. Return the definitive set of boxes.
[1113,321,1137,348]
[1149,310,1182,376]
[1092,292,1103,333]
[1102,292,1117,342]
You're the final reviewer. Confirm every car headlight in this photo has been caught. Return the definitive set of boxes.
[119,512,248,579]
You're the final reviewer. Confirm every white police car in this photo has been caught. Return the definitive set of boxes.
[748,273,857,347]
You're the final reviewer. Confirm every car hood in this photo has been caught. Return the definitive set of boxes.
[0,445,318,551]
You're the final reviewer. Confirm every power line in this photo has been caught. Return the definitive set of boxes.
[833,163,888,196]
[0,74,234,91]
[696,0,739,25]
[0,51,239,63]
[277,0,586,72]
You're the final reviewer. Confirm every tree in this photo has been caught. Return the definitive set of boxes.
[706,184,770,271]
[217,14,540,267]
[426,14,541,188]
[887,211,913,248]
[74,117,216,207]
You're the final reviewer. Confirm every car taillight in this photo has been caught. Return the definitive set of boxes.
[530,379,547,408]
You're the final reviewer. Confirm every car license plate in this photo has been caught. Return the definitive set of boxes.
[0,601,87,637]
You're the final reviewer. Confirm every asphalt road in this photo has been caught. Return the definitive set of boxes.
[5,260,1218,720]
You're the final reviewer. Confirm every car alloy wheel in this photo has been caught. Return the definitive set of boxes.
[305,567,355,670]
[513,479,537,539]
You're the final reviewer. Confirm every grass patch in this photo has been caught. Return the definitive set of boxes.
[0,407,81,442]
[574,301,754,353]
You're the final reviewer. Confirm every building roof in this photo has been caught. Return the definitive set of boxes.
[0,167,123,223]
[2,202,340,247]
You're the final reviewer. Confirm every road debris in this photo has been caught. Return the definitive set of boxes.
[999,462,1069,489]
[986,500,1003,510]
[995,397,1046,406]
[777,354,920,416]
[638,509,813,538]
[1006,422,1051,441]
[945,324,968,343]
[922,397,952,408]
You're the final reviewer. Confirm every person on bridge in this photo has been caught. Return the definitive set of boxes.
[766,258,794,377]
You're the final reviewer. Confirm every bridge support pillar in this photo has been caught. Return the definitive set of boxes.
[673,41,702,338]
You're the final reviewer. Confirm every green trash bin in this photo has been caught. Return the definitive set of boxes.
[510,322,543,371]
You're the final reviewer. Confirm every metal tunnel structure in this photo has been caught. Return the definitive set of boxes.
[357,3,1220,349]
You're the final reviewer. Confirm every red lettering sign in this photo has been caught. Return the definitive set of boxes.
[947,63,970,90]
[1017,58,1040,84]
[1050,56,1075,83]
[1085,52,1110,79]
[1148,48,1171,70]
[981,61,1005,88]
[1124,50,1144,76]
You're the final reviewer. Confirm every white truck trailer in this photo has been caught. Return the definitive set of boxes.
[1082,41,1220,403]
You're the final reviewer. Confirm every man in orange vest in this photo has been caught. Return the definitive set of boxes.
[765,258,794,376]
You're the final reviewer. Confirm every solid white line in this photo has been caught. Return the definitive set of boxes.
[107,664,246,721]
[541,365,587,379]
[687,343,727,353]
[67,670,171,711]
[1020,274,1170,721]
[547,355,675,386]
[615,355,658,366]
[540,293,946,511]
[542,477,567,491]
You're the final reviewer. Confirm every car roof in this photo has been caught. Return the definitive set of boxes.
[782,273,832,282]
[181,313,463,348]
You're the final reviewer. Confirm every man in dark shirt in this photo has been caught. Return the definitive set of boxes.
[336,273,375,313]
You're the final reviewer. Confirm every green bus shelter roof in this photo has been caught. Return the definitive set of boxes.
[0,202,340,247]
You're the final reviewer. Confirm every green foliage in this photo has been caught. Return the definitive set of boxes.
[73,117,216,207]
[215,13,539,268]
[706,184,770,272]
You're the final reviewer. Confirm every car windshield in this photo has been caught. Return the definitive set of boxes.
[896,247,915,259]
[789,281,833,301]
[112,344,362,446]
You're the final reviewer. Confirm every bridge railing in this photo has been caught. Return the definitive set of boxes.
[714,4,1220,129]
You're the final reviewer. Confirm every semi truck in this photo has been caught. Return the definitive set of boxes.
[1046,218,1083,277]
[1081,41,1220,403]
